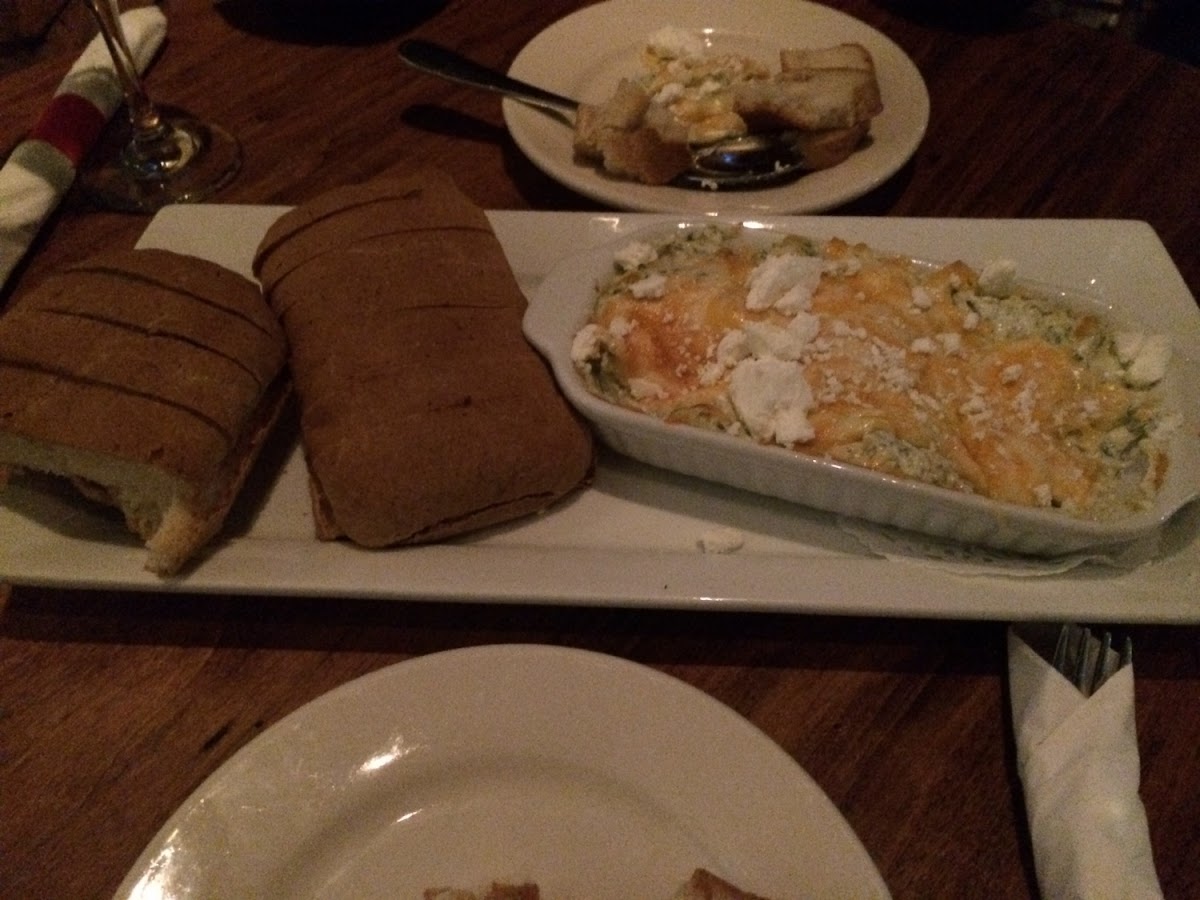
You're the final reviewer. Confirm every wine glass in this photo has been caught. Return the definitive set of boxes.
[79,0,241,213]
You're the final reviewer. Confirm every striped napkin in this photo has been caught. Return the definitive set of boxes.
[0,5,167,291]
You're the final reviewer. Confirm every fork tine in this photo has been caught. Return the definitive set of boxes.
[1046,623,1131,696]
[1072,625,1092,693]
[1090,630,1114,695]
[1051,623,1073,672]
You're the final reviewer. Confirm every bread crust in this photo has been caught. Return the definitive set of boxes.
[0,248,289,575]
[0,248,285,483]
[255,169,593,547]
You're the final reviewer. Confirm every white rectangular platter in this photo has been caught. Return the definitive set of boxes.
[2,206,1197,623]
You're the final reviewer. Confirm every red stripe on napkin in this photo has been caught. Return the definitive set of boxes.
[28,93,110,168]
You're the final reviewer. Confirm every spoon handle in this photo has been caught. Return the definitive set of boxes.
[398,39,579,119]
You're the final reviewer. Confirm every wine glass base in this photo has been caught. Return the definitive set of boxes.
[80,106,242,213]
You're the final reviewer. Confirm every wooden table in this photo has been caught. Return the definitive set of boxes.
[1,2,1198,898]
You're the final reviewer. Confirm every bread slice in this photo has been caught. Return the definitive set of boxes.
[731,70,882,132]
[672,869,775,900]
[573,78,693,184]
[572,41,882,185]
[735,43,881,137]
[422,870,770,900]
[424,885,538,900]
[0,248,289,575]
[253,169,593,547]
[790,121,871,170]
[780,42,877,75]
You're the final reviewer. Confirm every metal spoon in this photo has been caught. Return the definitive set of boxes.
[398,39,808,190]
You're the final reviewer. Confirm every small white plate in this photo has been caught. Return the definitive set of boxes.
[504,0,929,214]
[523,218,1200,556]
[113,645,890,900]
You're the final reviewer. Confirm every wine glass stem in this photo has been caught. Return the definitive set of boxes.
[83,0,162,137]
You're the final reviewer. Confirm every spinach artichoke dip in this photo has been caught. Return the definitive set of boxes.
[571,225,1178,520]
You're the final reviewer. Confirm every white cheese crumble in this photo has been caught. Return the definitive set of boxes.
[978,259,1017,297]
[608,316,634,338]
[715,328,750,367]
[629,273,668,298]
[822,257,862,277]
[1115,332,1171,387]
[937,332,962,354]
[745,253,824,314]
[614,240,659,271]
[789,311,822,345]
[645,25,707,60]
[728,357,816,446]
[571,323,608,366]
[830,319,866,340]
[959,392,991,425]
[743,321,809,362]
[1151,411,1183,441]
[697,526,745,554]
[698,361,726,386]
[1114,331,1144,363]
[627,377,667,400]
[870,339,915,390]
[653,81,685,104]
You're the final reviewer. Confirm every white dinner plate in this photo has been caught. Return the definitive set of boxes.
[113,644,890,899]
[503,0,929,213]
[2,206,1199,624]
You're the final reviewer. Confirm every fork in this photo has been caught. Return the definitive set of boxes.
[1051,623,1133,698]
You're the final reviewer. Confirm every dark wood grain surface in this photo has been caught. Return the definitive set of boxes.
[1,2,1198,899]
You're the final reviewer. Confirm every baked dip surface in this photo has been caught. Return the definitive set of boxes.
[572,224,1177,521]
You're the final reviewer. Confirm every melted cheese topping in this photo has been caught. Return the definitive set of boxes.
[639,28,771,144]
[572,225,1176,520]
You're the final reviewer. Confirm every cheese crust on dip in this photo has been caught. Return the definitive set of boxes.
[572,225,1177,520]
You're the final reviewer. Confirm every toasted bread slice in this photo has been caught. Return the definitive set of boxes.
[732,68,883,131]
[780,42,876,75]
[572,40,882,185]
[792,120,871,169]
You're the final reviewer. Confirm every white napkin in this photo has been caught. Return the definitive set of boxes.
[0,6,168,291]
[1007,627,1163,900]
